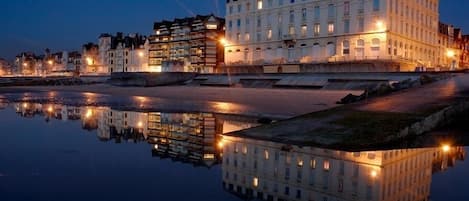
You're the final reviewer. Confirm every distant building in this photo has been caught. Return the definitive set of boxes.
[105,32,150,73]
[460,35,469,68]
[14,52,45,76]
[225,0,440,72]
[149,14,225,73]
[81,43,101,74]
[0,58,12,76]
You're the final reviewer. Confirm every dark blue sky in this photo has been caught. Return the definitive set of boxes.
[1,0,468,61]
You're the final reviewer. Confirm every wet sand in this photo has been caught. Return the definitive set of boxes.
[0,84,362,117]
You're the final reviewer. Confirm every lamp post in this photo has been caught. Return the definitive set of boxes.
[446,50,456,70]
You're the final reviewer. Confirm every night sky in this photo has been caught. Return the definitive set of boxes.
[1,0,468,61]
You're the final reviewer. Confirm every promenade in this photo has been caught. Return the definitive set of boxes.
[227,73,469,149]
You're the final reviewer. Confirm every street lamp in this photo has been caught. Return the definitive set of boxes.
[375,20,385,32]
[219,38,229,46]
[86,57,93,65]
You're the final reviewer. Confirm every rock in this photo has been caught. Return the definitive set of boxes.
[337,93,361,104]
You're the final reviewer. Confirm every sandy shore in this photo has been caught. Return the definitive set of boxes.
[0,84,362,117]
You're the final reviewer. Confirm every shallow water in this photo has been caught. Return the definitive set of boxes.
[0,100,467,201]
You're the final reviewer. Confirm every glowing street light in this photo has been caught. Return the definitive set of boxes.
[85,109,93,119]
[47,106,53,113]
[446,50,455,58]
[370,170,378,178]
[22,63,28,67]
[47,60,54,65]
[219,38,229,46]
[86,57,93,65]
[138,51,145,58]
[442,144,451,153]
[376,20,385,31]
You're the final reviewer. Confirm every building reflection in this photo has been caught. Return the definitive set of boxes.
[12,101,259,168]
[220,136,466,201]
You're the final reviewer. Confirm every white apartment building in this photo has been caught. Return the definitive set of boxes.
[221,136,435,201]
[225,0,439,71]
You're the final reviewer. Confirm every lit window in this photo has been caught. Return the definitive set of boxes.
[328,22,335,34]
[257,0,263,9]
[314,23,320,35]
[267,29,272,40]
[206,24,218,29]
[297,159,304,167]
[289,26,295,35]
[301,25,307,37]
[253,177,259,187]
[310,159,316,169]
[323,160,330,171]
[242,145,248,154]
[264,150,269,159]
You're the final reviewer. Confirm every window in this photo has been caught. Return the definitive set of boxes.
[297,158,304,167]
[257,16,262,27]
[267,29,272,40]
[302,8,307,21]
[328,4,335,18]
[301,25,307,37]
[245,33,250,41]
[314,6,320,19]
[253,177,259,187]
[344,1,350,15]
[237,4,242,12]
[328,22,335,34]
[358,0,365,13]
[289,10,295,23]
[310,158,316,169]
[264,150,269,159]
[289,26,295,35]
[343,40,350,55]
[314,23,320,35]
[257,0,263,9]
[323,160,330,171]
[358,18,364,32]
[373,0,380,11]
[344,19,350,33]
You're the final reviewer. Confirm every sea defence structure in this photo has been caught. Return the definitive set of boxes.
[225,73,469,149]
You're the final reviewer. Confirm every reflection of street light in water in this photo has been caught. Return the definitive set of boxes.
[85,109,93,119]
[442,144,451,153]
[47,106,53,113]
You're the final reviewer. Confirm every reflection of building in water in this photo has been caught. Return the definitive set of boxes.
[147,112,223,167]
[97,108,148,143]
[14,102,45,118]
[11,102,259,167]
[221,136,466,201]
[432,146,466,173]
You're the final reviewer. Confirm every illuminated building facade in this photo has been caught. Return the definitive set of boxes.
[220,136,464,201]
[147,112,222,166]
[105,33,150,73]
[225,0,440,71]
[81,43,102,74]
[148,14,225,73]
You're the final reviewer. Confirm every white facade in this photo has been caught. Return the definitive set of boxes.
[221,136,435,201]
[108,40,150,73]
[225,0,439,70]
